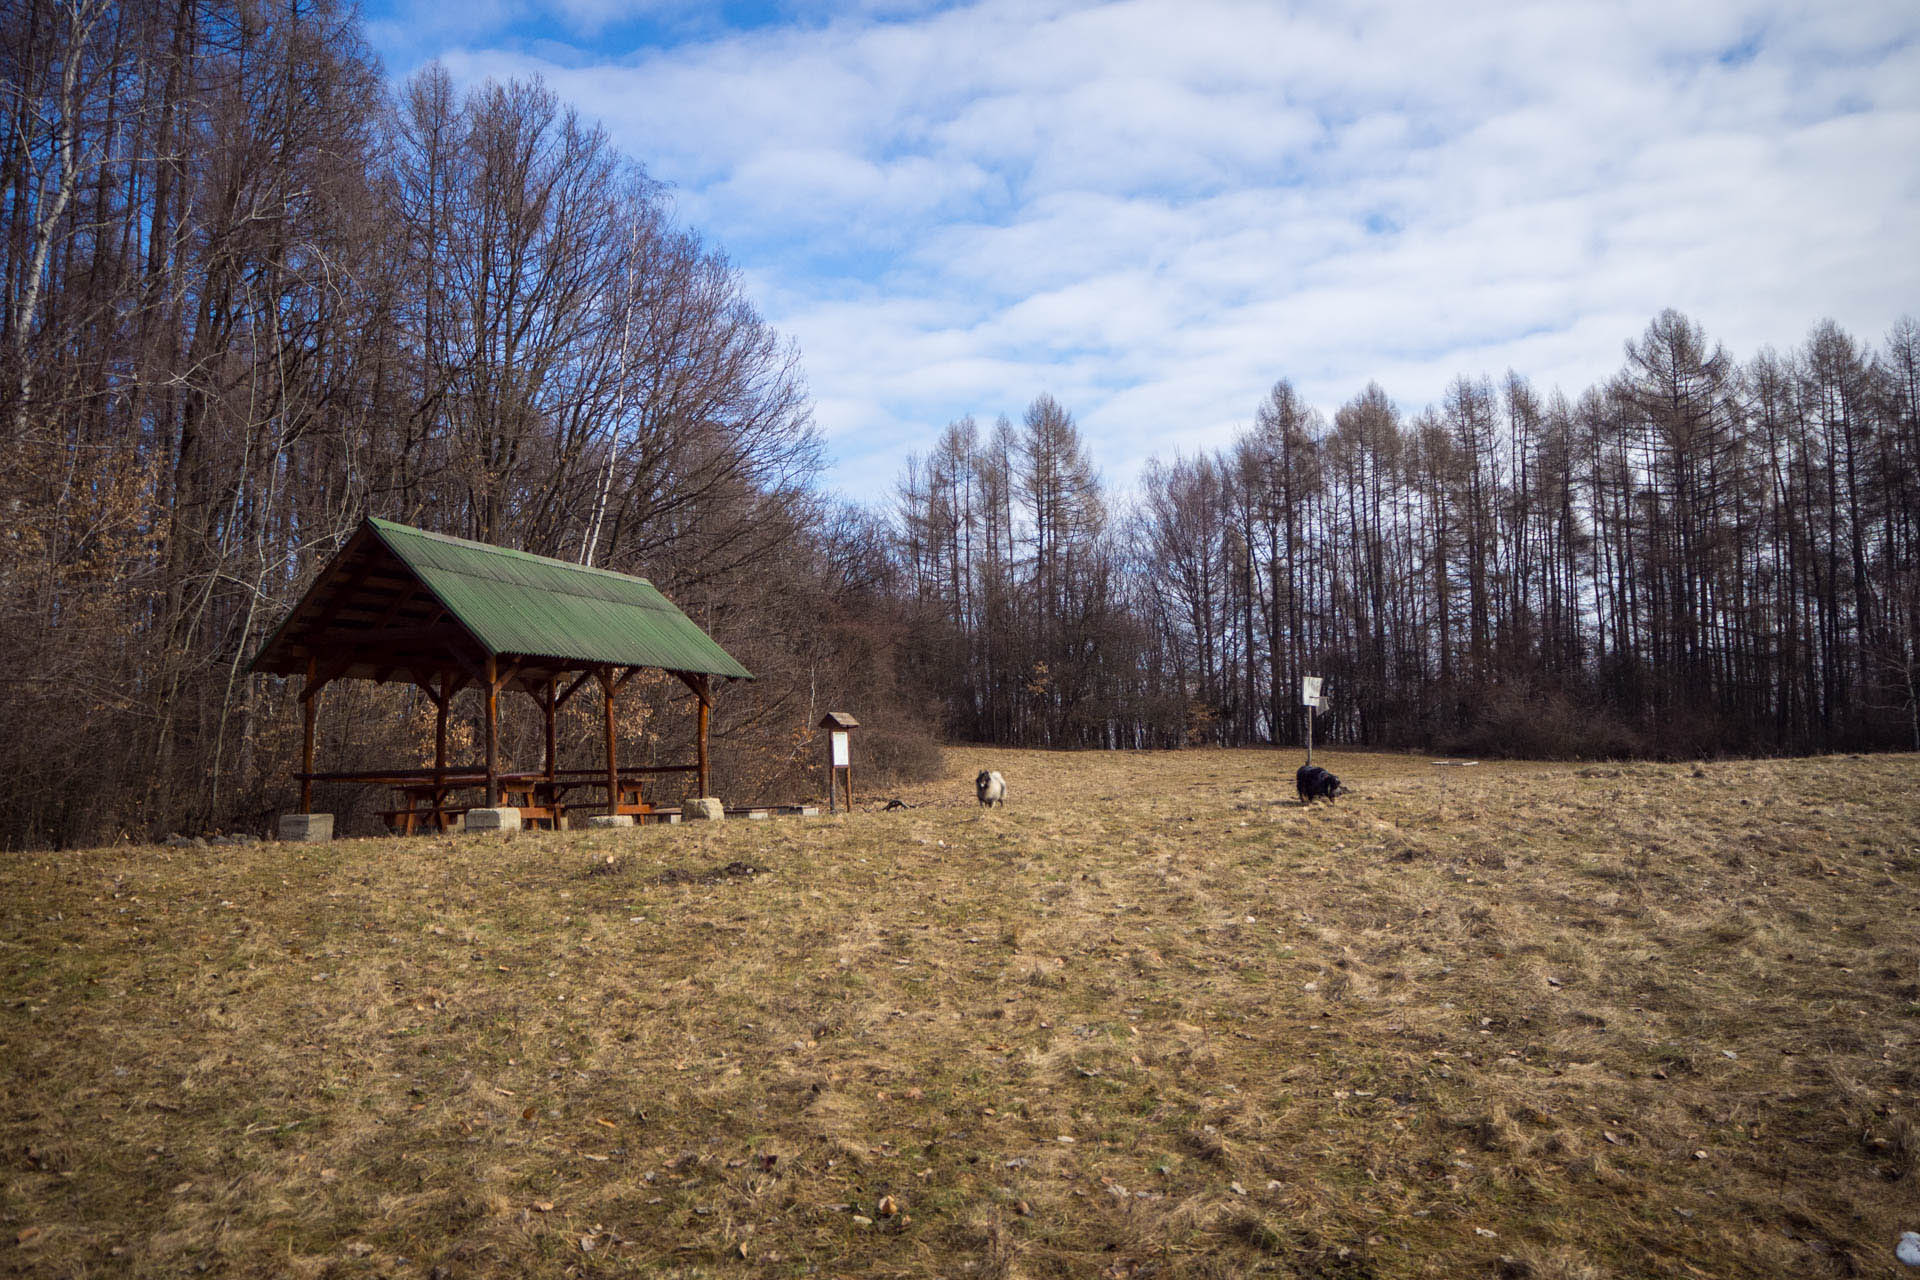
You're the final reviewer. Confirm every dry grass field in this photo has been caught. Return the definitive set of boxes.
[3,749,1918,1279]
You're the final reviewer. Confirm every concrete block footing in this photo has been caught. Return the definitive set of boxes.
[587,815,634,828]
[463,807,522,834]
[278,813,333,842]
[682,797,724,821]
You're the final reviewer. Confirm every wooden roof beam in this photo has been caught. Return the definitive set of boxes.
[300,542,385,637]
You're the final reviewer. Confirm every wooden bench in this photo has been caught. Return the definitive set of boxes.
[305,767,679,835]
[379,806,471,835]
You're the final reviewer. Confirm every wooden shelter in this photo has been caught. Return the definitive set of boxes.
[250,518,753,830]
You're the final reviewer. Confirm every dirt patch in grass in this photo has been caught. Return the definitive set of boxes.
[652,861,772,886]
[2,749,1917,1278]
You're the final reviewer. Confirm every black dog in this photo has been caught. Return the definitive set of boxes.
[1296,764,1348,805]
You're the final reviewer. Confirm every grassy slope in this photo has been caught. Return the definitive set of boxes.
[2,749,1917,1279]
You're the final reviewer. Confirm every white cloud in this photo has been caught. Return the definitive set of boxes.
[402,0,1920,496]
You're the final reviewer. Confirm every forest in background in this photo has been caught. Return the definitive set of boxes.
[4,0,1915,850]
[0,0,921,849]
[894,311,1920,762]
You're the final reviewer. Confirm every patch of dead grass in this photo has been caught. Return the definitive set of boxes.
[0,748,1916,1277]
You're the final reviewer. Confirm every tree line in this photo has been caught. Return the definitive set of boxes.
[0,0,925,849]
[892,311,1920,760]
[6,2,1913,851]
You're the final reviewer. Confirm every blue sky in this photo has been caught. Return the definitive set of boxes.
[360,0,1920,498]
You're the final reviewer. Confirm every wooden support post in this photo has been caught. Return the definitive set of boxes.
[484,653,499,807]
[669,671,716,802]
[433,673,450,776]
[844,759,853,812]
[694,675,711,799]
[599,667,619,818]
[300,657,318,813]
[433,671,452,830]
[543,676,558,784]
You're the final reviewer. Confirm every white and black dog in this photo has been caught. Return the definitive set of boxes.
[976,770,1008,807]
[1296,764,1348,805]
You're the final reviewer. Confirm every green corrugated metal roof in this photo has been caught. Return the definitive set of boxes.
[367,518,752,679]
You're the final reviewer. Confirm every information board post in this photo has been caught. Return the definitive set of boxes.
[1301,676,1324,766]
[819,712,859,813]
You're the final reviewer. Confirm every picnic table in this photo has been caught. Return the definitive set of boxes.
[293,764,697,833]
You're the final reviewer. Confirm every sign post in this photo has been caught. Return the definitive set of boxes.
[1301,676,1324,765]
[819,712,859,813]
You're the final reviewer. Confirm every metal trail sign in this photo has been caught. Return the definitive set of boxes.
[1301,675,1325,764]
